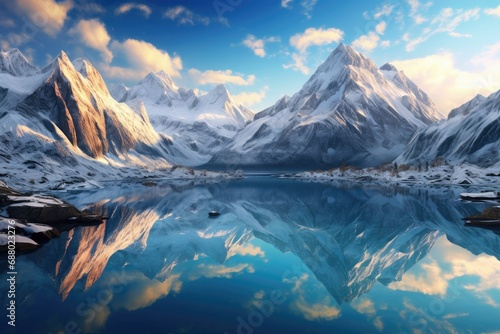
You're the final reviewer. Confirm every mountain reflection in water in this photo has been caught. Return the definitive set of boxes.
[2,178,500,334]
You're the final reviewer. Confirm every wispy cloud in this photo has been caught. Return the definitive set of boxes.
[281,0,318,19]
[115,2,151,17]
[242,34,280,58]
[351,21,387,53]
[290,27,344,53]
[163,5,210,26]
[76,1,105,14]
[68,19,113,62]
[301,0,318,19]
[9,0,73,37]
[485,5,500,17]
[374,4,394,19]
[188,68,256,86]
[233,87,267,107]
[403,7,480,51]
[281,0,293,8]
[285,27,344,74]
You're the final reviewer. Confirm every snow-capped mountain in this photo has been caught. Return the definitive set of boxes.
[397,90,500,167]
[0,49,38,76]
[112,72,254,166]
[0,49,186,188]
[208,44,443,170]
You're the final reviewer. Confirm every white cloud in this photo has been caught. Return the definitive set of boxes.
[352,32,380,53]
[381,40,391,47]
[101,39,182,81]
[351,21,387,53]
[391,45,500,113]
[163,5,210,26]
[374,4,394,19]
[351,298,376,316]
[242,34,280,58]
[233,88,267,107]
[389,261,449,295]
[448,32,472,38]
[290,27,344,53]
[375,21,386,35]
[405,36,426,51]
[485,5,500,17]
[405,3,479,47]
[285,27,344,74]
[374,317,384,332]
[68,19,113,63]
[281,0,293,8]
[189,263,254,280]
[295,298,341,320]
[115,3,152,17]
[283,52,310,75]
[12,0,73,36]
[188,68,255,86]
[414,14,427,24]
[407,0,420,15]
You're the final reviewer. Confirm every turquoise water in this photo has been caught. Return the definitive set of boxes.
[2,178,500,333]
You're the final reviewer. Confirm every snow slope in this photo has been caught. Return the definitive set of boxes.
[208,44,443,170]
[397,90,500,167]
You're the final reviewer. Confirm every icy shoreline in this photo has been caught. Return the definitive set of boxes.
[280,163,500,189]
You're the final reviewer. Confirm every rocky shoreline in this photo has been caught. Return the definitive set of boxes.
[0,180,104,252]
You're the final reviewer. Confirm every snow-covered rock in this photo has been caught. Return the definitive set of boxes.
[397,89,500,167]
[208,44,443,170]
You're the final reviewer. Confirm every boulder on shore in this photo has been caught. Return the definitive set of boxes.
[0,180,104,252]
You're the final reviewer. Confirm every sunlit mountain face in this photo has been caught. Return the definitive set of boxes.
[3,178,500,333]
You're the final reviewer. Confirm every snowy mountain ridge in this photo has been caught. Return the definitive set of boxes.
[112,71,254,166]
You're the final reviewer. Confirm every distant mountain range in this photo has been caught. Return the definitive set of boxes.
[1,45,499,180]
[111,70,253,166]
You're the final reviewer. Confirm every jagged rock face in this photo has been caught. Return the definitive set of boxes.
[112,72,254,166]
[208,44,443,170]
[16,53,160,158]
[397,90,500,167]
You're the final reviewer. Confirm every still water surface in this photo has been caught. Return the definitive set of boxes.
[3,178,500,333]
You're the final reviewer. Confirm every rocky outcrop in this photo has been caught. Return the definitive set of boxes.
[0,180,103,252]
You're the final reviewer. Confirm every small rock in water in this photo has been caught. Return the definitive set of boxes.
[208,211,221,217]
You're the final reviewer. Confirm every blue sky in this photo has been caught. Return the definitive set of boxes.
[1,0,499,113]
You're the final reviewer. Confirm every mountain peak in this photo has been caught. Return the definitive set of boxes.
[380,63,397,72]
[209,84,231,101]
[0,48,39,76]
[140,70,177,90]
[314,43,376,76]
